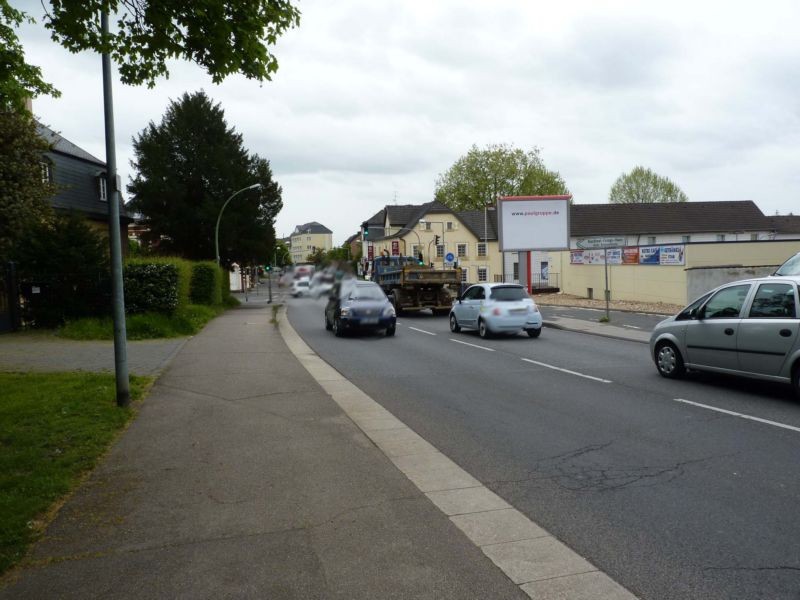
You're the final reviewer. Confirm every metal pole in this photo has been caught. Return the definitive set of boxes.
[604,247,610,321]
[268,269,272,303]
[215,183,261,265]
[102,12,130,407]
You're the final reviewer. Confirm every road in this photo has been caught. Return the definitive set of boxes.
[288,296,800,600]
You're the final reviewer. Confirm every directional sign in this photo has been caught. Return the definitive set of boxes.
[445,252,455,262]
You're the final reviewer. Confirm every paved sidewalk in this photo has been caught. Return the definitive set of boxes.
[0,332,187,375]
[544,316,651,343]
[0,306,525,600]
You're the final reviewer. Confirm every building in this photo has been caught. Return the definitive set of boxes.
[37,123,132,236]
[290,222,333,264]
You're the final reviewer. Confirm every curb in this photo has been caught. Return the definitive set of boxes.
[543,321,650,345]
[537,303,672,317]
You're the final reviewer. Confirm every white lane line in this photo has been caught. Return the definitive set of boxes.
[674,398,800,433]
[449,338,495,352]
[622,324,642,330]
[521,358,612,383]
[409,326,436,336]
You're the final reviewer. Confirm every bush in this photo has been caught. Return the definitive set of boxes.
[190,262,222,305]
[123,263,179,314]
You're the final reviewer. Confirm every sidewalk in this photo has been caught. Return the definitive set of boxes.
[0,305,526,600]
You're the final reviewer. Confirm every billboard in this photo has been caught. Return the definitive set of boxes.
[391,240,400,256]
[498,195,571,252]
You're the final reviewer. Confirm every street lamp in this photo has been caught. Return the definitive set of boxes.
[215,183,262,265]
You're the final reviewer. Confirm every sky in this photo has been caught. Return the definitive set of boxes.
[15,0,800,245]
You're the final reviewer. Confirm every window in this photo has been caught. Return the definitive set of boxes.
[98,176,107,202]
[676,293,712,321]
[477,243,487,257]
[412,244,422,258]
[40,161,51,183]
[716,234,726,242]
[425,222,432,231]
[682,235,691,243]
[513,263,519,281]
[702,284,750,319]
[436,244,445,258]
[749,283,796,318]
[647,236,656,245]
[307,236,311,241]
[463,286,484,300]
[447,221,453,231]
[460,268,468,282]
[490,286,527,301]
[477,267,488,282]
[457,243,467,258]
[750,233,759,241]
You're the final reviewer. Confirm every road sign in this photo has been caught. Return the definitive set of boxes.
[445,252,455,262]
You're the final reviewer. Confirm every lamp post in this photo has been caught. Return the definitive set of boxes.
[215,183,262,265]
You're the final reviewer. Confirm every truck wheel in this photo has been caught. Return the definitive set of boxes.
[392,290,404,316]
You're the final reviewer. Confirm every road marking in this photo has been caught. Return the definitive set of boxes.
[521,358,612,383]
[409,326,436,336]
[622,324,642,330]
[449,338,495,352]
[674,398,800,433]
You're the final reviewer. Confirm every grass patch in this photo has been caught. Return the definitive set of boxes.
[0,372,153,575]
[59,304,226,341]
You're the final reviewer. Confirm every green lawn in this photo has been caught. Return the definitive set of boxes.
[0,372,153,575]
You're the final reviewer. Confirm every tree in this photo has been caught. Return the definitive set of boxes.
[0,1,60,110]
[274,240,291,266]
[434,143,569,211]
[128,91,282,265]
[609,166,688,204]
[306,247,327,265]
[0,109,55,262]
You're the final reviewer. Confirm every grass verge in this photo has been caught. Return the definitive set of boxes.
[58,304,227,340]
[0,372,153,575]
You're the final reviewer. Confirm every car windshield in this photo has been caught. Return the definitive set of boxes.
[774,252,800,276]
[349,286,385,301]
[490,286,528,301]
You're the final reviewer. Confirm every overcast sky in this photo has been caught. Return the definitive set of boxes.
[17,0,800,244]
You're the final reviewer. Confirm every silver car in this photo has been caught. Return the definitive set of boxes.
[650,275,800,397]
[449,283,543,338]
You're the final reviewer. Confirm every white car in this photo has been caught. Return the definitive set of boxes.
[291,277,311,297]
[449,283,543,338]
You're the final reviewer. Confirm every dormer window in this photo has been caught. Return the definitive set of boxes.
[40,161,52,183]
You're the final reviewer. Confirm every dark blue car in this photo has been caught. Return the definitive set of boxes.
[325,280,396,337]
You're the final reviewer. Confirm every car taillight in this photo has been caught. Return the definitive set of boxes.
[492,307,501,316]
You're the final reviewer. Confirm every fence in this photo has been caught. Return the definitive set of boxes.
[0,263,19,333]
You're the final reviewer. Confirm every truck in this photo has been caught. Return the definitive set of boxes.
[370,255,462,315]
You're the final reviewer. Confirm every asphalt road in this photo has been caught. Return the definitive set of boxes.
[288,297,800,600]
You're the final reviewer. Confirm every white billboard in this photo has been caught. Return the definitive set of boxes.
[498,195,571,252]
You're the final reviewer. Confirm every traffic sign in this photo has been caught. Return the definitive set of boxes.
[445,252,455,262]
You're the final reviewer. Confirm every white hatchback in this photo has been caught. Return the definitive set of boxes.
[449,283,543,338]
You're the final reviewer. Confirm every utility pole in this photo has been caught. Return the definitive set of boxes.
[102,11,130,407]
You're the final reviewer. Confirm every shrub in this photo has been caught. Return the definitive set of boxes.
[190,262,222,305]
[123,262,179,314]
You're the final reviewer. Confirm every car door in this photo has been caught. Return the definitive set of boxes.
[456,285,482,327]
[684,283,751,371]
[736,282,799,377]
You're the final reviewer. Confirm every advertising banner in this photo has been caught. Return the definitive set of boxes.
[582,248,622,264]
[639,246,661,264]
[622,247,639,264]
[391,240,400,256]
[367,244,374,260]
[659,245,685,265]
[570,250,584,264]
[576,236,626,250]
[499,196,571,251]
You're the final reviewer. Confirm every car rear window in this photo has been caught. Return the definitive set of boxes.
[490,286,527,301]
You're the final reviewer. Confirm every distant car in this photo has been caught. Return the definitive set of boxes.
[774,252,800,277]
[325,280,396,337]
[309,271,335,299]
[449,283,543,338]
[650,275,800,397]
[291,277,310,297]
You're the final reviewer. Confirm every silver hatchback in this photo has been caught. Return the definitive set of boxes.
[650,275,800,397]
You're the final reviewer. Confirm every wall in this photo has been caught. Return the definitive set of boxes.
[686,265,778,302]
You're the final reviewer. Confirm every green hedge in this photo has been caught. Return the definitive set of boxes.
[123,257,193,314]
[189,262,223,305]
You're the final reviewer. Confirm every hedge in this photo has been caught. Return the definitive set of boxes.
[189,262,223,305]
[123,257,193,314]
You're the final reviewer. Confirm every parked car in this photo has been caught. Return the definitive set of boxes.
[291,277,311,297]
[325,280,396,337]
[449,283,543,338]
[650,275,800,397]
[774,252,800,276]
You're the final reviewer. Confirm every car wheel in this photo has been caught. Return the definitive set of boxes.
[333,317,344,337]
[449,313,461,332]
[655,341,685,379]
[325,313,332,331]
[385,325,396,337]
[792,362,800,400]
[478,319,490,339]
[526,328,541,338]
